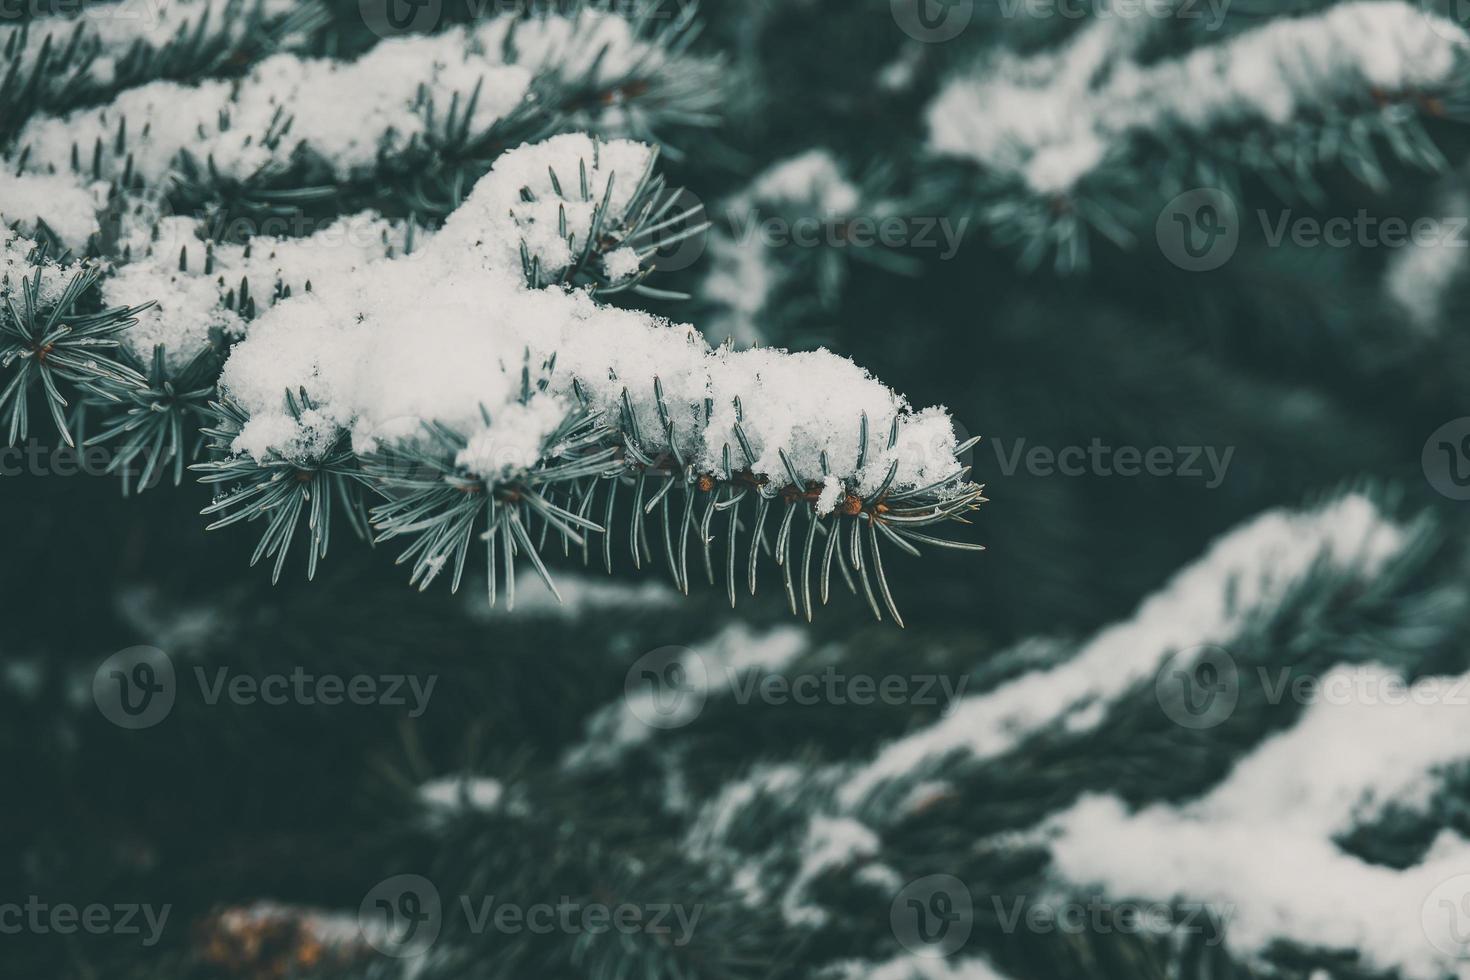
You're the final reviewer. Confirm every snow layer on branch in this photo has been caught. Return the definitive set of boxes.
[1047,663,1470,980]
[217,136,965,497]
[1384,188,1470,332]
[703,151,861,345]
[433,132,656,277]
[419,776,504,815]
[822,957,1012,980]
[927,2,1470,193]
[472,7,681,87]
[102,211,423,369]
[12,5,705,192]
[783,817,880,927]
[0,229,76,308]
[562,624,807,770]
[0,173,106,252]
[702,230,776,347]
[747,150,862,215]
[16,29,534,185]
[0,0,303,91]
[104,254,244,368]
[468,571,676,619]
[839,493,1405,809]
[683,762,816,903]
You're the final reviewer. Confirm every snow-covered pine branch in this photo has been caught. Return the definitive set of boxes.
[0,3,981,620]
[1,1,721,249]
[0,2,724,493]
[0,229,149,445]
[701,149,912,346]
[195,133,983,618]
[1046,661,1470,980]
[0,0,327,147]
[644,489,1457,967]
[922,0,1470,270]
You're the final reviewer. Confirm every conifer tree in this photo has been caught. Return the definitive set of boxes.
[6,3,1470,980]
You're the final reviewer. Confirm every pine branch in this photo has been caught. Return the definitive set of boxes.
[0,233,148,447]
[183,135,984,622]
[5,2,723,244]
[81,341,218,492]
[917,1,1470,272]
[0,0,329,149]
